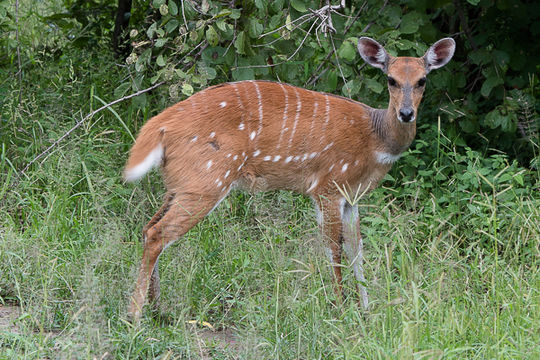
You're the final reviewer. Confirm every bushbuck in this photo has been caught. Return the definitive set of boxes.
[124,37,456,323]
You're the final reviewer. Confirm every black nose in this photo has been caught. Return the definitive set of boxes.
[399,108,415,122]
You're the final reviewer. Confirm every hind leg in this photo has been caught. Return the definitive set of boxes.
[128,191,222,324]
[142,192,175,311]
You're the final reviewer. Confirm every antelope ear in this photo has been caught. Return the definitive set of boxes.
[424,38,455,73]
[357,37,390,73]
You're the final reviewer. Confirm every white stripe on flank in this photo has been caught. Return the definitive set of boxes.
[124,144,163,182]
[250,131,256,141]
[288,87,301,149]
[224,170,230,179]
[206,160,213,170]
[375,151,401,164]
[276,83,289,149]
[253,82,263,136]
[263,156,272,161]
[309,102,318,140]
[285,156,293,163]
[273,155,281,162]
[307,178,318,192]
[253,150,261,157]
[321,95,330,144]
[341,163,349,173]
[323,142,334,151]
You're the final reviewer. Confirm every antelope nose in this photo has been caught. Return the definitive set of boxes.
[399,108,415,122]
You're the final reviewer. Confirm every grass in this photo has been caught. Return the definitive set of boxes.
[1,23,539,360]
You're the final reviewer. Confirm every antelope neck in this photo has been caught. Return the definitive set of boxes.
[370,108,416,155]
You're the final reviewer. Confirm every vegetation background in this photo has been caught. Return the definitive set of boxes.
[0,0,538,358]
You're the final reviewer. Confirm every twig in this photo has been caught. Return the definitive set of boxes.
[15,0,22,104]
[21,82,164,174]
[328,32,348,97]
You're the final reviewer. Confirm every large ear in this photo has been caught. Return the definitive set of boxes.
[423,38,455,73]
[357,37,390,73]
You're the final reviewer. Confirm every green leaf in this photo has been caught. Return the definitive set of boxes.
[206,25,219,46]
[364,78,384,94]
[291,0,307,12]
[232,66,254,81]
[182,83,194,96]
[114,82,131,98]
[159,4,168,16]
[165,19,179,33]
[248,19,263,38]
[400,12,421,34]
[480,75,503,97]
[229,9,242,19]
[153,0,165,7]
[338,39,356,61]
[156,54,166,67]
[168,0,178,16]
[155,38,167,47]
[235,31,246,55]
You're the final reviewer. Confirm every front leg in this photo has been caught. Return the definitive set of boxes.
[315,196,346,300]
[341,201,369,309]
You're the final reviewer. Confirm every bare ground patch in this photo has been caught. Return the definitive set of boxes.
[0,304,20,334]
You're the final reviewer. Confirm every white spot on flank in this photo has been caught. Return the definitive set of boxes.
[273,155,281,162]
[209,132,216,138]
[285,156,293,163]
[253,150,261,157]
[376,151,401,164]
[294,156,300,161]
[237,164,243,171]
[233,155,238,161]
[342,163,349,173]
[124,144,163,182]
[354,160,359,166]
[238,123,245,130]
[215,178,220,184]
[220,101,227,108]
[226,153,231,158]
[302,154,308,161]
[217,181,223,187]
[309,152,318,159]
[191,136,198,142]
[206,160,213,170]
[224,170,230,178]
[250,131,256,141]
[329,164,335,172]
[263,156,272,161]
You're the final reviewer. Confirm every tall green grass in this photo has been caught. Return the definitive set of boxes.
[1,41,539,359]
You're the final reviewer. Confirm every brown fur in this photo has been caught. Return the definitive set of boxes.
[124,37,455,323]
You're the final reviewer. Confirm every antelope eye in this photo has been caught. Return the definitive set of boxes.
[417,77,426,87]
[387,77,397,87]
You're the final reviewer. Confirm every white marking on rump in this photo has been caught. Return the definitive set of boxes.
[220,101,227,108]
[375,151,401,164]
[342,163,349,173]
[253,150,261,157]
[124,144,163,182]
[206,160,213,170]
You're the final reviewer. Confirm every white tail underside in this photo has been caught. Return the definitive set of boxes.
[124,144,163,182]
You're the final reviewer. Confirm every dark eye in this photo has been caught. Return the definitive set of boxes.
[417,78,426,87]
[388,77,397,87]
